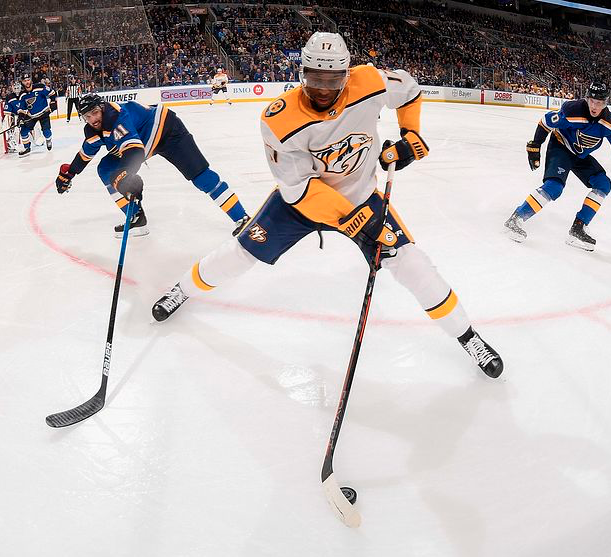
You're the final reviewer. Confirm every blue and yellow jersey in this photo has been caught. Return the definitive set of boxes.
[18,83,54,118]
[3,92,20,115]
[70,101,170,174]
[535,99,611,158]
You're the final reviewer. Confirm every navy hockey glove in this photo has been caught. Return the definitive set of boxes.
[114,171,144,201]
[379,128,429,171]
[526,140,541,171]
[56,163,75,194]
[338,200,398,266]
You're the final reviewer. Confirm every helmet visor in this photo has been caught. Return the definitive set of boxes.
[300,67,348,91]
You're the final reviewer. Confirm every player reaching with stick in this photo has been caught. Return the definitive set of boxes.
[55,94,249,237]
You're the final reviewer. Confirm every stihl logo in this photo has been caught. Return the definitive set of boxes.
[103,342,112,376]
[249,224,267,242]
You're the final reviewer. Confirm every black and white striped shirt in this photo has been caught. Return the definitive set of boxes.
[67,84,80,99]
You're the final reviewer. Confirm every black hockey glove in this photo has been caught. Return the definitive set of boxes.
[114,171,144,201]
[526,140,541,171]
[379,128,429,171]
[50,100,58,112]
[338,200,398,267]
[56,163,75,194]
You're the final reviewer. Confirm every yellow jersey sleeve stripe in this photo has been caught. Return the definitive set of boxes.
[566,117,588,123]
[79,150,92,162]
[426,290,458,320]
[599,119,611,131]
[191,263,215,291]
[147,105,168,158]
[86,136,101,144]
[291,178,355,226]
[119,143,145,154]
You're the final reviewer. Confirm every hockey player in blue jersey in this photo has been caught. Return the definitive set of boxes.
[504,82,611,251]
[55,93,249,237]
[16,73,55,157]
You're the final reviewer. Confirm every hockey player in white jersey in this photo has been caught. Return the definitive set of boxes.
[150,32,503,378]
[209,68,232,105]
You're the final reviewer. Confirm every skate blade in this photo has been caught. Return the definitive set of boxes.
[114,226,149,239]
[565,237,594,252]
[505,229,526,243]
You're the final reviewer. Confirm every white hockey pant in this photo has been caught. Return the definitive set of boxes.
[181,239,470,338]
[381,243,470,337]
[180,238,257,296]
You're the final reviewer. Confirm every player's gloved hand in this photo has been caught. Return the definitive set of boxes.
[338,200,398,261]
[114,171,144,201]
[50,100,58,112]
[379,128,429,171]
[526,140,541,171]
[56,163,75,194]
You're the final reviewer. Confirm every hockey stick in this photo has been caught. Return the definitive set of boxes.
[1,116,33,135]
[321,162,396,528]
[46,200,137,428]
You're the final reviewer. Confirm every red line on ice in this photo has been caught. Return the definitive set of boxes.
[29,182,136,285]
[30,183,611,327]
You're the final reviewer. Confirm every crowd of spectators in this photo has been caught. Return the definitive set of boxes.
[1,0,610,100]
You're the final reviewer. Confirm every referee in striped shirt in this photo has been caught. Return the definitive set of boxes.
[66,76,81,122]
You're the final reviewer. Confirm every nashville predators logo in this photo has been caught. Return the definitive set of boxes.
[265,99,286,118]
[573,129,601,154]
[311,133,373,175]
[248,224,267,243]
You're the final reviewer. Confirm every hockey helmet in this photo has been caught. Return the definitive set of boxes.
[21,73,31,82]
[586,82,609,102]
[79,93,104,115]
[299,32,350,107]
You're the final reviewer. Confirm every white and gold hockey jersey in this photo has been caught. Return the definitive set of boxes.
[260,64,422,226]
[212,71,229,89]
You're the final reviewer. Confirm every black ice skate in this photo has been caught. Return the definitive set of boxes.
[19,145,31,157]
[232,215,250,237]
[46,138,52,151]
[458,328,504,378]
[504,211,527,242]
[114,207,149,238]
[565,217,595,252]
[152,283,189,322]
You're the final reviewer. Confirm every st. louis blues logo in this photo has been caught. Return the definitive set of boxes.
[573,129,601,154]
[25,97,36,109]
[311,133,373,175]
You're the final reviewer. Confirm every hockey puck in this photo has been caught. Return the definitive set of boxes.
[341,486,357,505]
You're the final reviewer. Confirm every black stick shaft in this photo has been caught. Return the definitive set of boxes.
[98,199,136,399]
[45,200,136,427]
[322,164,395,482]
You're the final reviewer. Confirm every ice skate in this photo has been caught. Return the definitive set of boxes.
[232,215,250,236]
[114,207,149,238]
[566,217,595,251]
[19,145,31,157]
[504,211,527,242]
[46,138,52,151]
[458,328,504,378]
[152,283,189,322]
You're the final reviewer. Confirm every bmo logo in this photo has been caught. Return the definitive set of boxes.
[494,91,512,101]
[253,84,264,96]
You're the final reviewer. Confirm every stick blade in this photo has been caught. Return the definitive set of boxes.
[45,395,105,428]
[322,473,361,528]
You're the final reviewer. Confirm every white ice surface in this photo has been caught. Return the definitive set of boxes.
[1,101,611,557]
